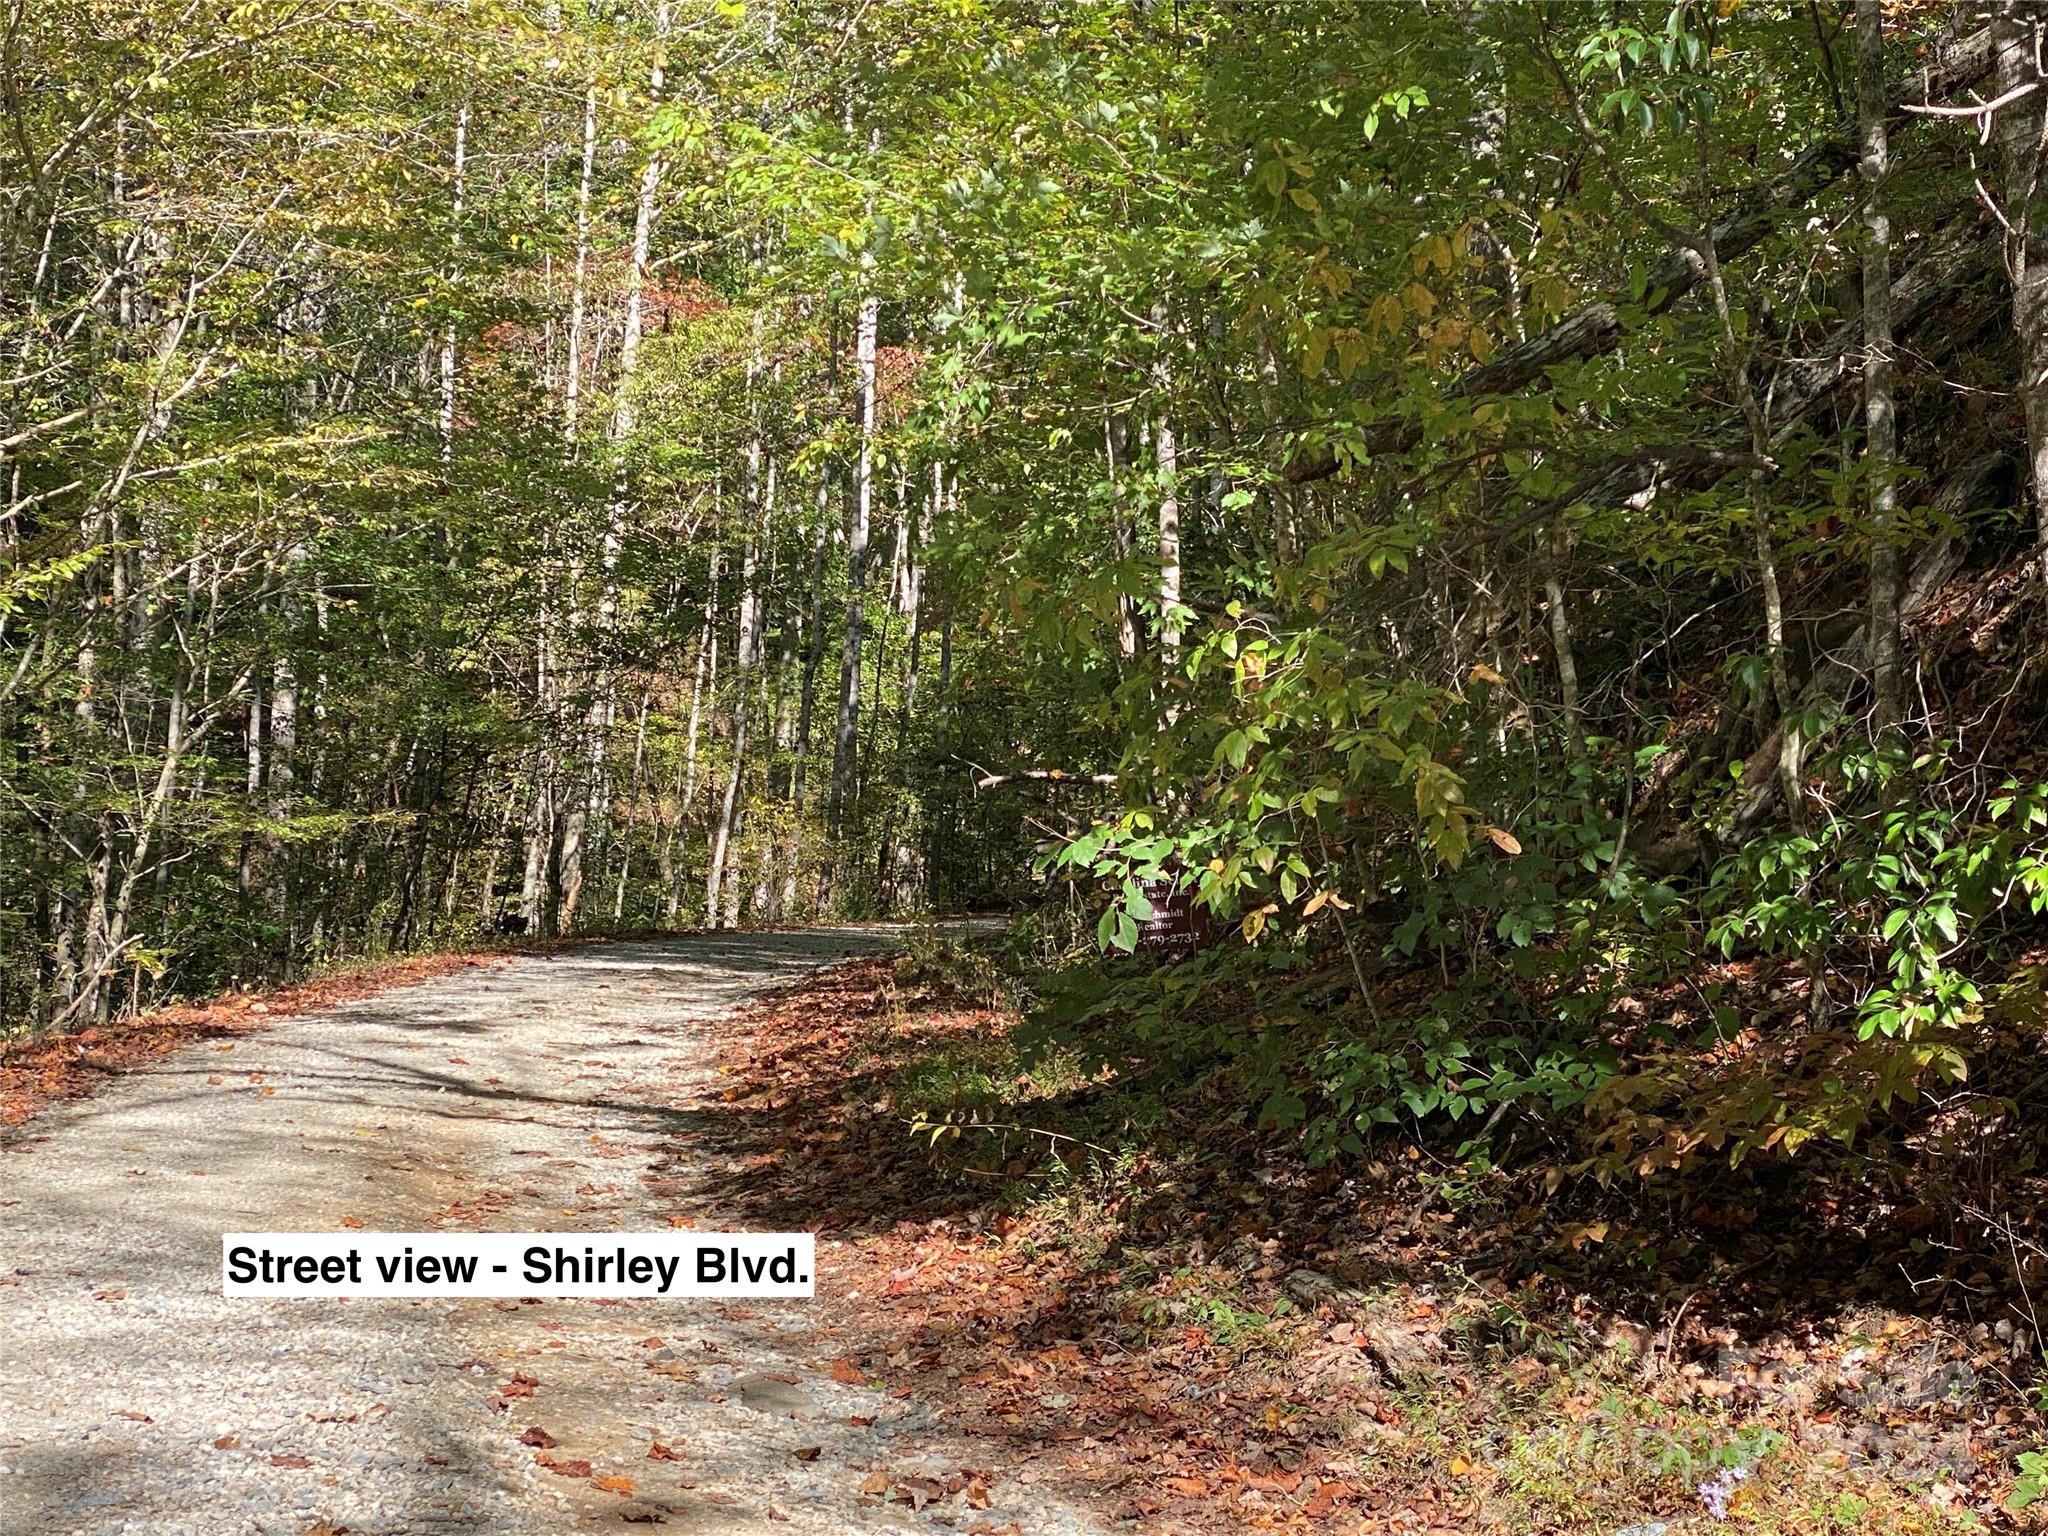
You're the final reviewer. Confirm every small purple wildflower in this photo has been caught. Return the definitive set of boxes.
[1697,1464,1752,1521]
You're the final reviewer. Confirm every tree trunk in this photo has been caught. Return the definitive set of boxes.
[1998,2,2048,587]
[708,498,768,928]
[1861,0,1903,736]
[828,292,879,838]
[563,81,597,446]
[1152,309,1182,662]
[1106,408,1140,661]
[438,103,468,465]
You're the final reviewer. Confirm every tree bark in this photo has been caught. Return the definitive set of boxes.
[1997,2,2048,587]
[439,102,468,466]
[707,511,767,927]
[828,292,879,838]
[1861,0,1904,738]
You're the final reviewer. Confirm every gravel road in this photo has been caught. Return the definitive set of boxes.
[0,929,1105,1536]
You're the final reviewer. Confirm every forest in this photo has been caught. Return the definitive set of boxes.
[11,0,2048,1527]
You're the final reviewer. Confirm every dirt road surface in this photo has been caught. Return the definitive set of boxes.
[0,929,1103,1536]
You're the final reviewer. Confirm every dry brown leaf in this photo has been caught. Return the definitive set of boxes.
[592,1475,635,1495]
[115,1410,152,1422]
[647,1441,681,1461]
[517,1426,556,1448]
[212,1435,240,1449]
[270,1453,311,1468]
[535,1454,591,1478]
[791,1446,821,1462]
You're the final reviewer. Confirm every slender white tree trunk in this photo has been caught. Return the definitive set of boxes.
[563,81,597,446]
[828,293,879,837]
[439,103,468,464]
[1152,308,1181,662]
[1860,0,1902,736]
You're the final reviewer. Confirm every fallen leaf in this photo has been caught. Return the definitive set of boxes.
[501,1372,538,1398]
[860,1470,891,1496]
[94,1288,125,1301]
[1302,1478,1353,1518]
[1449,1456,1472,1476]
[792,1446,821,1462]
[829,1359,864,1385]
[1164,1476,1208,1497]
[271,1453,312,1468]
[622,1515,666,1526]
[648,1441,681,1461]
[535,1454,591,1478]
[339,1216,365,1230]
[115,1410,152,1422]
[592,1475,635,1495]
[1562,1221,1609,1252]
[213,1435,240,1449]
[518,1426,557,1448]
